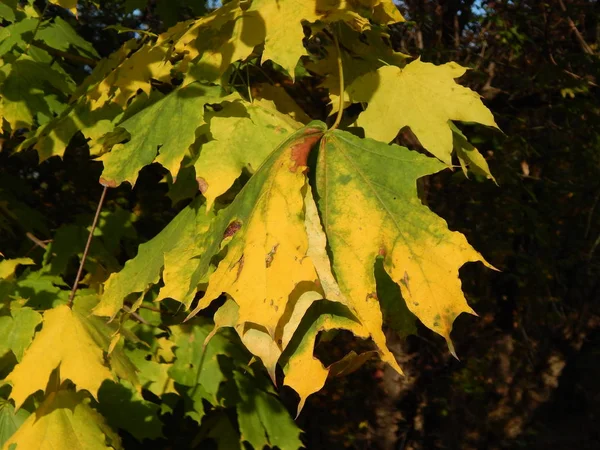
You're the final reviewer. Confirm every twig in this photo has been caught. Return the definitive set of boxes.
[68,186,108,307]
[330,28,345,132]
[31,41,97,66]
[557,0,595,55]
[26,232,50,250]
[123,305,150,325]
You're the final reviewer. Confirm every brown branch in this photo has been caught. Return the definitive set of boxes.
[557,0,595,55]
[31,41,98,66]
[68,186,108,307]
[26,232,50,250]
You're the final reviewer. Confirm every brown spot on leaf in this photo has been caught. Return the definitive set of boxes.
[289,129,324,172]
[265,244,279,268]
[378,246,387,256]
[366,292,378,302]
[197,177,208,194]
[234,255,244,282]
[223,220,242,239]
[99,177,117,188]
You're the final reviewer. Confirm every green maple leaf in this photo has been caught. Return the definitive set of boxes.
[0,307,42,361]
[99,83,226,187]
[95,197,213,318]
[233,370,302,450]
[0,55,74,131]
[37,17,99,59]
[0,400,29,448]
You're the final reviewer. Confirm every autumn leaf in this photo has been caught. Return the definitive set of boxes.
[6,304,114,410]
[316,130,493,358]
[348,59,498,165]
[0,258,34,280]
[194,99,302,210]
[247,0,402,79]
[4,389,123,450]
[186,124,327,337]
[281,300,368,415]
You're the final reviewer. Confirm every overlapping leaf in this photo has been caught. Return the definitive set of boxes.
[316,130,492,355]
[99,82,225,187]
[6,294,139,410]
[186,124,327,334]
[194,99,302,209]
[4,389,122,450]
[348,59,498,165]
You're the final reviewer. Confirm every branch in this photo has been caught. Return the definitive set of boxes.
[68,186,108,307]
[557,0,595,55]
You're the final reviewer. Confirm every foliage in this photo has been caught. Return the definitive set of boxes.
[0,0,504,448]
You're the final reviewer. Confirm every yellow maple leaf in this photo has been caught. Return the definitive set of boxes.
[349,59,498,165]
[6,305,113,410]
[194,99,301,210]
[4,389,122,450]
[186,125,327,338]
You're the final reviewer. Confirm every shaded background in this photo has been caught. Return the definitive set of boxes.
[1,0,598,449]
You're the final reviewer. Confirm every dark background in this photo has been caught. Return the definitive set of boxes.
[1,1,598,449]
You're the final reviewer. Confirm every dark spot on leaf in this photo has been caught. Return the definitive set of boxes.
[265,244,279,268]
[366,292,378,302]
[197,177,208,193]
[338,174,351,184]
[223,220,242,239]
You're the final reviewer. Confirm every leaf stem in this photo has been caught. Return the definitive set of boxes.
[246,64,253,102]
[330,29,345,131]
[67,186,108,307]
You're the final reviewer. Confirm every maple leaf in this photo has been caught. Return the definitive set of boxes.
[0,55,74,131]
[4,389,123,450]
[194,99,302,210]
[37,17,99,60]
[185,124,327,337]
[0,258,34,280]
[87,43,172,109]
[316,130,493,357]
[281,300,368,415]
[168,320,248,402]
[0,306,42,361]
[6,304,114,410]
[233,370,303,450]
[99,83,224,187]
[0,400,29,448]
[95,198,212,318]
[96,380,163,442]
[348,59,498,165]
